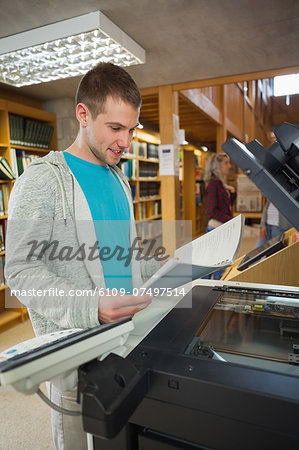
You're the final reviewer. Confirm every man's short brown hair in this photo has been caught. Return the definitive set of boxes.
[75,62,142,118]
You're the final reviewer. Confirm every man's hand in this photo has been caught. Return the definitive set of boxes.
[260,226,267,241]
[160,257,169,267]
[98,291,152,323]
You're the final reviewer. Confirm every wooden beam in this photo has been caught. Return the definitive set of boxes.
[140,86,159,96]
[226,118,243,141]
[172,66,299,91]
[216,85,227,153]
[180,89,222,125]
[158,85,180,255]
[183,150,196,236]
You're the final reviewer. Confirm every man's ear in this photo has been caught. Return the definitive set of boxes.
[76,103,90,127]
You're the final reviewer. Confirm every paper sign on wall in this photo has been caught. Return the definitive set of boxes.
[159,144,175,175]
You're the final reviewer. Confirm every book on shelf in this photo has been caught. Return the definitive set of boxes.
[0,190,4,216]
[139,202,147,220]
[0,255,4,286]
[131,185,136,201]
[0,157,15,180]
[147,144,159,159]
[1,184,10,214]
[9,147,18,179]
[0,223,5,252]
[142,214,245,291]
[138,142,147,158]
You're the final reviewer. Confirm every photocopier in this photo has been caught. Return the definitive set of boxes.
[1,122,299,450]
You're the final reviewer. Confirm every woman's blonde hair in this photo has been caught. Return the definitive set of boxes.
[203,153,229,185]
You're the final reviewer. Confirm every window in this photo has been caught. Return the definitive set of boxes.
[273,73,299,96]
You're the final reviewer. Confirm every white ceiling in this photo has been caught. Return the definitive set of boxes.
[1,0,299,101]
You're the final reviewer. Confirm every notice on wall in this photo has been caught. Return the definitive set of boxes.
[159,144,175,175]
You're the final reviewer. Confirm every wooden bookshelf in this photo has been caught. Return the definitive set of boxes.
[0,96,57,333]
[119,128,161,225]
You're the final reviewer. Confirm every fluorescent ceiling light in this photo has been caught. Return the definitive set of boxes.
[0,11,146,87]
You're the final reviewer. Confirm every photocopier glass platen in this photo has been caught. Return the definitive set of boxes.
[192,286,299,372]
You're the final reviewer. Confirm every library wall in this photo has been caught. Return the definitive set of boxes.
[43,98,78,150]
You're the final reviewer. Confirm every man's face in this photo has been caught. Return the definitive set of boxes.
[86,96,140,166]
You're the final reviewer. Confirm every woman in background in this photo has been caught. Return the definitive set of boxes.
[257,200,291,247]
[203,153,236,279]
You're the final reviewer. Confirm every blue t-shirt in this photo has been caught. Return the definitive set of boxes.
[64,152,132,293]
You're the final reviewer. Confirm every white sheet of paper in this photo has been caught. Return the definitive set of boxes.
[175,214,244,267]
[159,144,175,175]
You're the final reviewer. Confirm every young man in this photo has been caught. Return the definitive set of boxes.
[5,63,159,449]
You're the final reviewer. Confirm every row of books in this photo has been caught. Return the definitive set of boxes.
[119,160,159,180]
[139,200,161,220]
[139,182,160,198]
[139,163,158,178]
[194,154,203,167]
[130,141,147,157]
[9,113,54,149]
[10,149,39,178]
[0,150,39,180]
[118,159,137,180]
[126,142,159,159]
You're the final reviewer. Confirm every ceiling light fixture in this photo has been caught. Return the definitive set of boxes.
[200,146,209,152]
[0,11,146,87]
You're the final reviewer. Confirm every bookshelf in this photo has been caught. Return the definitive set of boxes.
[0,98,57,332]
[119,128,162,252]
[119,128,161,222]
